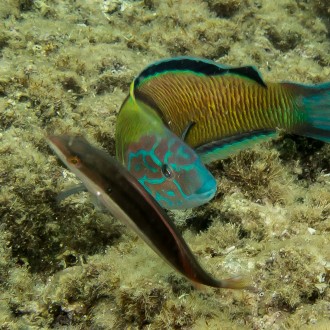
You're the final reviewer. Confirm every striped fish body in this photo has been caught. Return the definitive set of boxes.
[132,57,330,163]
[136,75,299,145]
[116,57,330,209]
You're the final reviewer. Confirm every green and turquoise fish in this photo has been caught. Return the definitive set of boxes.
[116,93,217,209]
[116,57,330,209]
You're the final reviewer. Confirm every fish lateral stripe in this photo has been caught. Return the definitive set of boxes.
[134,56,267,89]
[196,129,277,163]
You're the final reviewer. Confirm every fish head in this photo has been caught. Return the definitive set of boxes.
[125,130,217,209]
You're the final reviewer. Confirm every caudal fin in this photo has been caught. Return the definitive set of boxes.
[293,82,330,142]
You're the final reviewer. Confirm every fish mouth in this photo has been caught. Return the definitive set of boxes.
[179,177,217,209]
[194,178,217,201]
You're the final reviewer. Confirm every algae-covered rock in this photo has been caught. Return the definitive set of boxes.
[0,0,329,328]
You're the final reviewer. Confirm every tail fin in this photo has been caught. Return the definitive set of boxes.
[294,82,330,142]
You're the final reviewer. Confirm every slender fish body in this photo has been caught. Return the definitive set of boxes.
[48,135,249,290]
[116,57,330,208]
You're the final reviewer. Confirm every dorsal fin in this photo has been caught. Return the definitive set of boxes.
[134,56,267,88]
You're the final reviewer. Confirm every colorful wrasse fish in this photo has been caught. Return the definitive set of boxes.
[48,135,249,290]
[116,57,330,208]
[116,94,216,209]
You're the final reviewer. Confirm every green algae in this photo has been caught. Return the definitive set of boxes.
[0,0,329,328]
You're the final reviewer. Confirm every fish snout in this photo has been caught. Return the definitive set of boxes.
[193,176,217,204]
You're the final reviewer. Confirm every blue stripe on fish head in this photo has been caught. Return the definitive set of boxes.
[126,131,216,209]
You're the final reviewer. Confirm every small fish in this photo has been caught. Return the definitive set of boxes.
[116,56,330,207]
[48,135,249,290]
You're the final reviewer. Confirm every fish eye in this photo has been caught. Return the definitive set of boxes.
[161,164,173,179]
[68,156,81,167]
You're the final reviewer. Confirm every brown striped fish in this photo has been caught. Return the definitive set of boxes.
[48,135,250,290]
